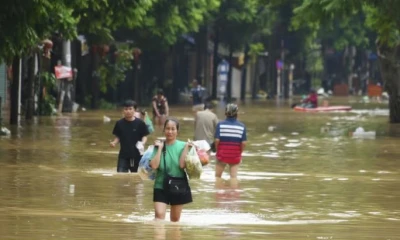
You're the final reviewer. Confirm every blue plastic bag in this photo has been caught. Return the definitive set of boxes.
[138,145,156,180]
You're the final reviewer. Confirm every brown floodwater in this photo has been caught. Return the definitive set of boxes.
[1,97,399,240]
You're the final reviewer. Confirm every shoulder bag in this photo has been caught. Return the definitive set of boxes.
[162,144,189,195]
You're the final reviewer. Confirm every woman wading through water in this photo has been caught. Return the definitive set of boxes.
[150,118,193,222]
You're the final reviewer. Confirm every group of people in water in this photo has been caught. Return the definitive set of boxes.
[110,79,247,222]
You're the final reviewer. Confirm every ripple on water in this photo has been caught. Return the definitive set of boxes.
[240,172,304,177]
[328,212,361,218]
[122,209,348,226]
[262,153,280,158]
[284,143,302,148]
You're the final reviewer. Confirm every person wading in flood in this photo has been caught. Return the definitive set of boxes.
[194,102,218,151]
[150,118,193,222]
[110,100,149,172]
[152,89,169,128]
[190,79,207,112]
[214,103,247,187]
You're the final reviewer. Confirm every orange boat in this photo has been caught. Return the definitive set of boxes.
[294,106,352,112]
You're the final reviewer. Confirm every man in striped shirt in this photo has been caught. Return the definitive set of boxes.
[214,103,247,186]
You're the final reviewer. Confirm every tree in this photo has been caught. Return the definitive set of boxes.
[0,0,79,63]
[75,0,156,44]
[73,0,157,108]
[292,0,400,123]
[0,0,160,118]
[210,0,273,100]
[0,0,81,123]
[135,0,220,48]
[111,0,221,103]
[292,1,373,92]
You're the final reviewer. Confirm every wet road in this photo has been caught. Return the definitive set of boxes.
[1,98,399,239]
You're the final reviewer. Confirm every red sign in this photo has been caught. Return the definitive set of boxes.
[54,65,73,79]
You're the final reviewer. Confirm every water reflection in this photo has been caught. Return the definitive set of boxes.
[215,181,242,210]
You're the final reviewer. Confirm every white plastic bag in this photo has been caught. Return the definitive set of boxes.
[185,146,202,179]
[136,141,145,155]
[138,145,156,180]
[192,140,211,151]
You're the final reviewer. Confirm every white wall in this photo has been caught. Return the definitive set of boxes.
[231,67,241,99]
[230,64,255,99]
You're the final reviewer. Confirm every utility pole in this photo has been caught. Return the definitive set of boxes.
[58,40,72,113]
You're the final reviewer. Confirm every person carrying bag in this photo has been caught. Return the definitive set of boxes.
[149,118,193,222]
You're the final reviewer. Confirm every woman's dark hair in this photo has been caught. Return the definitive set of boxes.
[163,117,180,131]
[157,89,164,95]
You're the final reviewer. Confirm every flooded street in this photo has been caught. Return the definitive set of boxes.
[1,98,400,240]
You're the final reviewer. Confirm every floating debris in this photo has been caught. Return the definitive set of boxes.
[103,116,111,123]
[0,127,11,136]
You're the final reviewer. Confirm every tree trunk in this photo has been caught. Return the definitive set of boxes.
[10,58,20,125]
[203,27,210,90]
[90,47,100,109]
[195,27,205,84]
[25,54,35,120]
[37,53,43,116]
[211,27,220,100]
[133,60,140,102]
[171,44,180,104]
[321,44,329,91]
[377,43,400,123]
[240,44,250,102]
[251,57,259,99]
[157,52,166,91]
[227,47,233,101]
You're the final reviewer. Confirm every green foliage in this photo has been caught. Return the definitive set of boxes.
[76,0,156,44]
[217,0,274,51]
[305,41,323,87]
[98,99,116,110]
[40,94,57,116]
[0,0,79,62]
[84,95,92,108]
[362,3,400,47]
[137,0,221,48]
[0,0,157,62]
[36,72,57,116]
[291,0,400,49]
[40,72,57,90]
[249,43,265,63]
[292,0,371,51]
[97,45,133,93]
[305,42,323,73]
